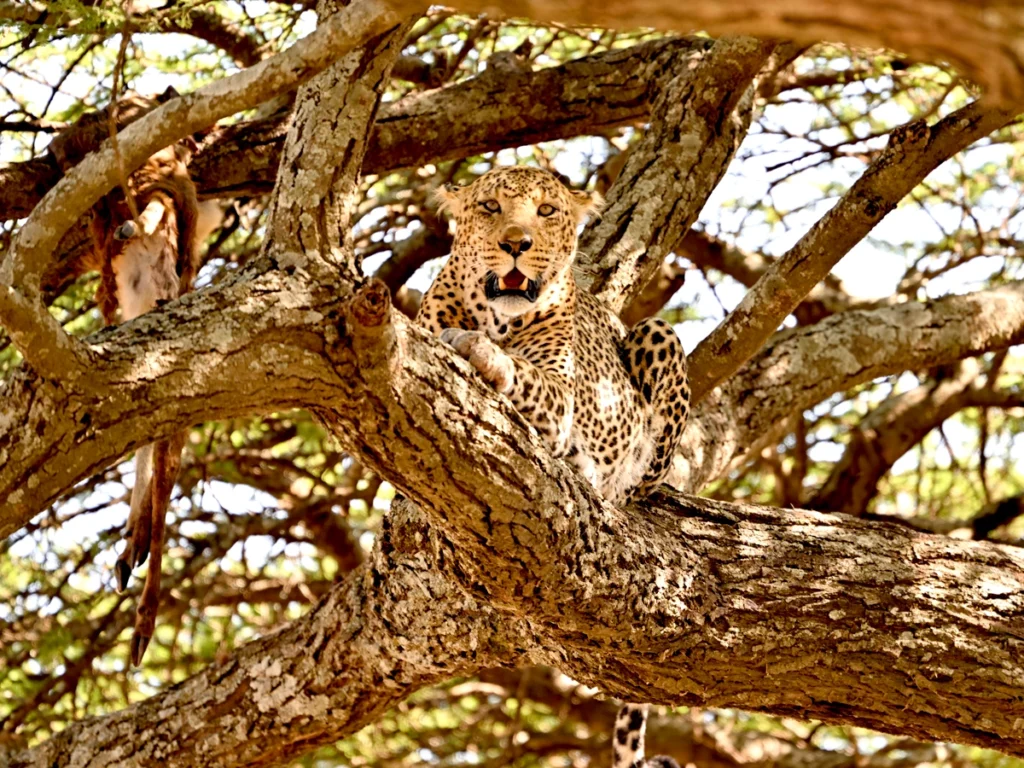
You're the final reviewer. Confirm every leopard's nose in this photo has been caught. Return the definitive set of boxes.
[498,226,533,256]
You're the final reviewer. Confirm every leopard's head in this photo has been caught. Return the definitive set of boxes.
[436,166,600,316]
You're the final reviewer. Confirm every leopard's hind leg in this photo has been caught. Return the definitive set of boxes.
[620,316,689,496]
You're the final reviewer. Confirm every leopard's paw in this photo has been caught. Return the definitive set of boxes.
[441,329,515,394]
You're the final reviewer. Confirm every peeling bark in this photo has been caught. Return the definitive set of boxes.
[6,460,1024,767]
[6,1,1024,764]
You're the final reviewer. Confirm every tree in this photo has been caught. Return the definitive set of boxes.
[1,1,1024,767]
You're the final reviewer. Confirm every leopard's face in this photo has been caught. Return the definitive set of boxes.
[438,167,599,316]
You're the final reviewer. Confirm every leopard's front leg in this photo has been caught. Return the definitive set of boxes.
[441,328,574,456]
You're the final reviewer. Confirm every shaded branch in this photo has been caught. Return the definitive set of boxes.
[458,0,1024,106]
[0,0,423,381]
[6,472,1024,767]
[808,359,1024,515]
[0,37,704,222]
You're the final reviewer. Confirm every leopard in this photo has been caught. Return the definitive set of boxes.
[418,165,687,768]
[417,165,690,504]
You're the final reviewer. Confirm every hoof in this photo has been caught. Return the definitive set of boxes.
[114,220,138,240]
[130,631,151,666]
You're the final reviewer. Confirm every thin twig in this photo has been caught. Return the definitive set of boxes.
[107,1,141,226]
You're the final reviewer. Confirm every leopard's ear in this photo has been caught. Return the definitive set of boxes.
[433,183,467,218]
[570,189,603,224]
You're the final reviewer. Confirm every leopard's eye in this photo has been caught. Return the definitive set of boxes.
[479,199,501,214]
[538,203,557,217]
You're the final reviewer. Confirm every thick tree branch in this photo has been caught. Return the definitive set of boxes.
[7,450,1023,767]
[576,36,774,314]
[457,0,1024,106]
[675,281,1024,491]
[8,1,1024,105]
[3,264,1024,767]
[263,9,415,271]
[7,274,1024,540]
[0,38,706,222]
[3,500,543,768]
[685,99,1022,405]
[0,0,422,382]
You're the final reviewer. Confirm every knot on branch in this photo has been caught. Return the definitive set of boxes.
[887,118,930,154]
[346,278,397,373]
[350,278,391,328]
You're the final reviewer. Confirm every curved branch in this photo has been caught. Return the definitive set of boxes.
[3,500,535,768]
[0,0,421,379]
[163,9,264,67]
[808,359,1003,515]
[0,38,707,222]
[6,467,1024,767]
[456,0,1024,107]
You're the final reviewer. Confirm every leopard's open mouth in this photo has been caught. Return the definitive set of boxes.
[485,270,540,302]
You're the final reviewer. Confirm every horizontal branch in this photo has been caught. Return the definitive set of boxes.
[455,0,1024,107]
[0,37,696,222]
[0,255,348,539]
[3,268,1024,768]
[7,457,1024,767]
[676,281,1024,491]
[3,499,536,768]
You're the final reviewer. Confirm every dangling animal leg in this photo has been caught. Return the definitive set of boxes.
[130,431,184,666]
[115,444,154,591]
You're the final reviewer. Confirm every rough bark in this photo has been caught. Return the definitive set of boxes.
[0,0,422,384]
[576,36,773,314]
[673,282,1024,492]
[6,276,1024,541]
[6,448,1024,767]
[3,501,542,768]
[456,0,1024,107]
[6,2,1024,764]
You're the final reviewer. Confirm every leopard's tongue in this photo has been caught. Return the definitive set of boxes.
[501,268,527,290]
